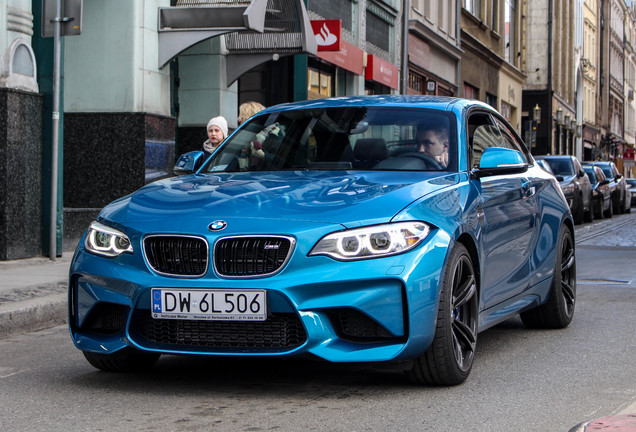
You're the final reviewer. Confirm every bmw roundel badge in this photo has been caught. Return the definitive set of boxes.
[208,220,227,231]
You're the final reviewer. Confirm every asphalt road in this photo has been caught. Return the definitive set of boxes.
[0,214,634,432]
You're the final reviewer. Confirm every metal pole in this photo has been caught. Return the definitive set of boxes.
[49,0,62,260]
[400,0,409,95]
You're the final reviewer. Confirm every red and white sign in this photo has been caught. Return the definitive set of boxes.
[365,55,400,90]
[624,147,635,160]
[311,19,342,51]
[317,40,365,76]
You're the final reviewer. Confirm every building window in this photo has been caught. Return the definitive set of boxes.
[486,92,496,108]
[464,0,482,19]
[464,83,479,99]
[308,0,354,32]
[504,0,516,65]
[409,71,425,94]
[501,101,512,121]
[366,8,392,52]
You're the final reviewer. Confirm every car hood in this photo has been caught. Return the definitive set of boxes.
[99,171,456,228]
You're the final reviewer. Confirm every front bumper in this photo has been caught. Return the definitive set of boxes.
[69,230,450,363]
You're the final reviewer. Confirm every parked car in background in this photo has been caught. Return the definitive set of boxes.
[585,161,630,214]
[582,164,612,219]
[625,178,636,207]
[535,155,593,224]
[68,96,576,386]
[536,159,555,175]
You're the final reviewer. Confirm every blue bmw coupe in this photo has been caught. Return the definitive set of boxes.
[69,96,575,385]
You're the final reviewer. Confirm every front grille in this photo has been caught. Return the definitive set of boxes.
[132,311,307,353]
[144,235,208,277]
[214,236,294,277]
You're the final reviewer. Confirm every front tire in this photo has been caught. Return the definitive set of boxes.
[408,244,478,386]
[520,225,576,329]
[83,348,160,372]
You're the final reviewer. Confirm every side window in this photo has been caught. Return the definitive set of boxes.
[493,117,528,163]
[468,112,497,168]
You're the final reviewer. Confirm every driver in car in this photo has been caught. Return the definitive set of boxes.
[416,123,449,168]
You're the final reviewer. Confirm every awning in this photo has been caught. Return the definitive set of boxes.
[158,0,317,86]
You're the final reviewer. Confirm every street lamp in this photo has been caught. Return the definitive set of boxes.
[556,107,563,124]
[564,113,571,129]
[570,118,577,132]
[576,123,582,138]
[533,104,541,124]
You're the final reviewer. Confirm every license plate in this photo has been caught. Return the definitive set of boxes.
[151,288,267,321]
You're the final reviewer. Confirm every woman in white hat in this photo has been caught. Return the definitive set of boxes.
[202,116,228,157]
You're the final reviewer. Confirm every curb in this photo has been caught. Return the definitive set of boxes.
[569,414,636,432]
[0,293,67,338]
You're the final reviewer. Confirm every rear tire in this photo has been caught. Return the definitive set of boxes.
[83,348,160,372]
[573,195,584,225]
[584,195,594,223]
[407,244,478,386]
[520,225,575,329]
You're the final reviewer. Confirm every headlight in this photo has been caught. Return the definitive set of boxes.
[85,221,133,257]
[561,183,575,194]
[309,222,430,260]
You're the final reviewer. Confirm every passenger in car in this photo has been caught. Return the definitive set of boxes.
[237,101,266,126]
[416,122,449,168]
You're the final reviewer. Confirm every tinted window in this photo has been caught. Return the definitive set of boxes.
[546,159,575,176]
[583,166,596,183]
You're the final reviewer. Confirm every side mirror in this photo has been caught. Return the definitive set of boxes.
[556,175,564,182]
[173,151,205,176]
[600,179,610,186]
[578,170,586,178]
[472,147,528,178]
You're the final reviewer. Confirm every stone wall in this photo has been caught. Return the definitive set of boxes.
[0,88,43,259]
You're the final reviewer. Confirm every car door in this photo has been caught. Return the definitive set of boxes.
[469,112,537,309]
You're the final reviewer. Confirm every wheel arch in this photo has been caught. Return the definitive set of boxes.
[455,233,481,299]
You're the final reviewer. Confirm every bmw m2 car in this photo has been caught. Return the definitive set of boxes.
[69,96,576,385]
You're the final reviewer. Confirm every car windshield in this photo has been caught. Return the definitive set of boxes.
[583,166,596,183]
[201,107,456,173]
[626,179,636,187]
[545,159,574,176]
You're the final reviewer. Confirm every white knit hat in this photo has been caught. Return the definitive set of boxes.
[207,116,228,138]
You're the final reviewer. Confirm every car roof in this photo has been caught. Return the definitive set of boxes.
[260,95,494,115]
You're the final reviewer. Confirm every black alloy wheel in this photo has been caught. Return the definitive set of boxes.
[520,225,576,328]
[408,243,478,386]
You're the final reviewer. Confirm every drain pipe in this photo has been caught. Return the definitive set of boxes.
[401,0,410,95]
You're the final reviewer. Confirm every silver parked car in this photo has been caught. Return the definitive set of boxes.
[535,155,593,224]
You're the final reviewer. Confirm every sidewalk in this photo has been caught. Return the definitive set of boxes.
[0,253,72,337]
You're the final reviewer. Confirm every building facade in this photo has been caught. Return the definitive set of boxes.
[406,1,461,97]
[460,0,525,132]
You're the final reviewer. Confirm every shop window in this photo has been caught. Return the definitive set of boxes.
[307,59,335,99]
